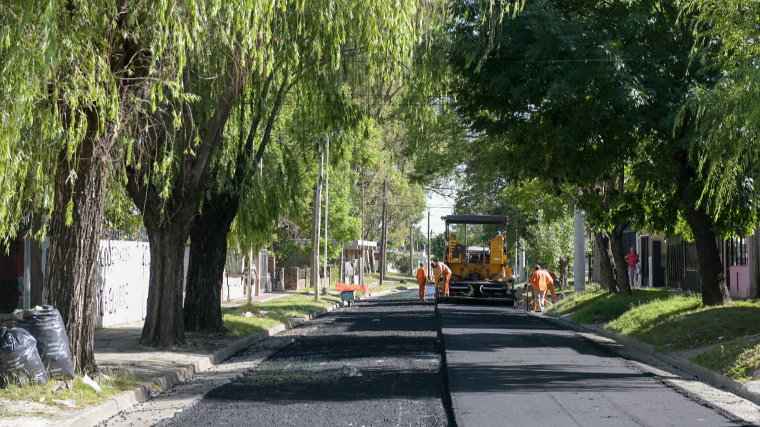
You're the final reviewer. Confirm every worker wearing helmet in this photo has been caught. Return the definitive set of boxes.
[416,262,428,301]
[431,261,451,297]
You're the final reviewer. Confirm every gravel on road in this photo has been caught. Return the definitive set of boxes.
[161,298,451,427]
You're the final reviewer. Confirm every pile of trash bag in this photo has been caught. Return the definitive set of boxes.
[0,327,48,387]
[13,305,75,379]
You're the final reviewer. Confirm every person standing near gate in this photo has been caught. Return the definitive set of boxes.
[431,261,451,297]
[416,262,428,301]
[625,247,640,287]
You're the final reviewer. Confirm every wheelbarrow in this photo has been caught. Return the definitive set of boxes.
[340,290,356,307]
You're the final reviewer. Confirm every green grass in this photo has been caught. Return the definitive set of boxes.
[222,292,341,338]
[692,334,760,381]
[608,297,760,351]
[0,368,141,417]
[548,286,673,324]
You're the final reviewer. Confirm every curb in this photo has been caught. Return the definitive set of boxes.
[60,300,348,427]
[535,310,760,424]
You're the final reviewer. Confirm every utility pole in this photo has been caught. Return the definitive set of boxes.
[311,143,324,301]
[360,178,365,286]
[380,178,387,286]
[323,135,330,296]
[427,210,431,280]
[246,248,253,305]
[574,205,586,292]
[409,223,413,275]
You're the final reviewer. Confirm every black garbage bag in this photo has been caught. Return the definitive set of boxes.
[0,327,48,387]
[13,306,75,379]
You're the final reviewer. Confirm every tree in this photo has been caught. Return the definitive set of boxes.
[442,0,745,305]
[678,0,760,215]
[0,1,180,373]
[123,0,422,342]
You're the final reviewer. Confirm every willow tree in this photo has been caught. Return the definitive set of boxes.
[0,1,184,373]
[120,0,420,341]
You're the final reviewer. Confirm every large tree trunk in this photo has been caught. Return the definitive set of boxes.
[686,206,730,306]
[609,220,632,295]
[45,120,109,375]
[595,231,617,292]
[558,257,569,290]
[673,149,730,305]
[184,197,238,333]
[141,224,188,347]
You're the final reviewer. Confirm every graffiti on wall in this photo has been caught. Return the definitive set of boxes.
[95,241,150,328]
[98,283,129,316]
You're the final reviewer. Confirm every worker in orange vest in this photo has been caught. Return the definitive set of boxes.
[416,262,428,301]
[528,264,553,312]
[431,261,451,297]
[543,268,558,307]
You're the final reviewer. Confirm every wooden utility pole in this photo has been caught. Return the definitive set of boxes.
[380,178,387,286]
[311,143,324,301]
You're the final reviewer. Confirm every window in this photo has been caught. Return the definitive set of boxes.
[727,236,748,266]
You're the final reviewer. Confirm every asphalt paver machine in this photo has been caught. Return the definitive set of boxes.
[434,215,515,304]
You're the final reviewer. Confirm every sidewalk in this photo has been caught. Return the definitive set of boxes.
[1,288,405,427]
[94,293,292,379]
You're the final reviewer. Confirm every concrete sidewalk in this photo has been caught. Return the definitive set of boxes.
[93,293,292,379]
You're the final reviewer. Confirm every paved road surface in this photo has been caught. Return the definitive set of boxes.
[439,303,746,427]
[162,297,451,427]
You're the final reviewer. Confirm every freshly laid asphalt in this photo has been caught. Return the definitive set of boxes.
[94,287,758,427]
[162,296,451,427]
[440,303,746,427]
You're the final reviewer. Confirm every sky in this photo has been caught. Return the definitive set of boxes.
[417,191,455,236]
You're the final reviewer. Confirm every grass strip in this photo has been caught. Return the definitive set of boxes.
[548,285,672,324]
[0,368,141,417]
[691,334,760,382]
[608,297,760,351]
[223,292,341,338]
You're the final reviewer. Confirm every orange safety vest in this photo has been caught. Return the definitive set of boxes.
[529,269,552,291]
[416,267,427,284]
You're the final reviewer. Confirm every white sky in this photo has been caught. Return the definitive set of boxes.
[417,191,455,236]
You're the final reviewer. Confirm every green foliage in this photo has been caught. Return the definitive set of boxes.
[678,1,760,224]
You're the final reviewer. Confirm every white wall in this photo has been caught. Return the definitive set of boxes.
[95,241,151,328]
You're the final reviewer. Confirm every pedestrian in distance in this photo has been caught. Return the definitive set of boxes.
[625,246,640,287]
[431,261,451,297]
[528,264,553,312]
[416,262,428,301]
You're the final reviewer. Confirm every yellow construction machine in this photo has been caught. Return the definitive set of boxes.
[434,215,515,304]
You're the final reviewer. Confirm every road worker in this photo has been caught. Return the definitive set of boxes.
[528,264,553,312]
[542,268,558,307]
[416,262,428,301]
[431,261,451,297]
